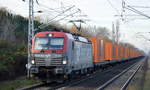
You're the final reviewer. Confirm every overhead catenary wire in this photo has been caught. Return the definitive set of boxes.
[48,5,75,21]
[23,0,64,13]
[38,5,75,29]
[131,6,150,8]
[56,9,81,22]
[125,6,150,19]
[106,0,120,14]
[36,3,79,19]
[24,0,89,31]
[120,0,150,20]
[37,2,74,13]
[121,0,125,21]
[38,4,61,13]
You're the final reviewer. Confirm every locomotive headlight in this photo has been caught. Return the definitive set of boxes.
[31,60,35,64]
[62,60,67,64]
[48,34,52,37]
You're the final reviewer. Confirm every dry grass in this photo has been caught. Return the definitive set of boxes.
[141,71,150,90]
[127,58,150,90]
[0,76,39,90]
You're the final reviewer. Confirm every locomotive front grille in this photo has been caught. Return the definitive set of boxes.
[50,58,62,66]
[35,58,62,66]
[35,58,46,66]
[34,54,63,66]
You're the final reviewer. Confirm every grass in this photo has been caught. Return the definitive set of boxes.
[143,67,150,89]
[0,76,40,90]
[126,69,143,90]
[127,58,150,90]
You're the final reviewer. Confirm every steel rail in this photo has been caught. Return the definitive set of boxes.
[120,60,143,90]
[55,65,123,90]
[19,59,142,90]
[96,60,143,90]
[17,83,45,90]
[55,60,138,90]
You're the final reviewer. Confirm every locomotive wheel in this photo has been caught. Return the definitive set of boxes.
[42,80,48,84]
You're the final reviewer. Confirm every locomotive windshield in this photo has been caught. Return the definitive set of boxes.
[34,37,64,50]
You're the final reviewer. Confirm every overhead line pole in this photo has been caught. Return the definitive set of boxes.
[112,22,115,44]
[116,20,120,44]
[27,0,34,78]
[31,0,34,38]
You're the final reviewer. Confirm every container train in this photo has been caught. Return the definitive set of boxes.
[28,31,144,82]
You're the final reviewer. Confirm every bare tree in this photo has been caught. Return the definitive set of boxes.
[0,8,17,42]
[95,27,110,38]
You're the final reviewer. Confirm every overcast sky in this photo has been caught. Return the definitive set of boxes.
[0,0,150,53]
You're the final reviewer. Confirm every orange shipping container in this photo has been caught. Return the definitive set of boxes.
[115,45,120,60]
[120,46,124,59]
[124,48,128,59]
[88,38,105,64]
[105,42,113,61]
[117,45,122,60]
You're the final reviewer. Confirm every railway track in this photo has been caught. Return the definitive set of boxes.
[19,72,99,90]
[56,58,144,90]
[17,83,45,90]
[97,58,145,90]
[18,58,145,90]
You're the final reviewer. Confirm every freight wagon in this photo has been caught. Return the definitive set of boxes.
[88,37,144,67]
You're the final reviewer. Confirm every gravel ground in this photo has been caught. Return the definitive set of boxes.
[126,56,150,90]
[103,59,144,90]
[56,59,141,90]
[20,58,143,90]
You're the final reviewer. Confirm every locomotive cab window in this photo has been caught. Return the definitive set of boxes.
[34,37,64,50]
[50,37,64,50]
[34,37,49,50]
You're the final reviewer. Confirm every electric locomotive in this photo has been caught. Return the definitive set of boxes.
[28,31,93,82]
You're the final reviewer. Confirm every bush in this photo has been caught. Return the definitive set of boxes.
[0,41,27,80]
